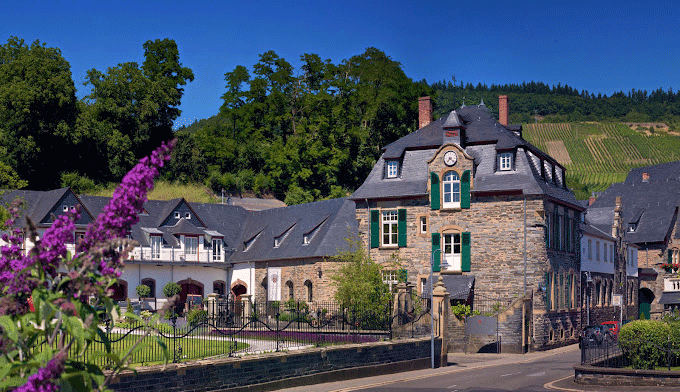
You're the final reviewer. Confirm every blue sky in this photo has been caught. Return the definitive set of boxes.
[3,1,679,128]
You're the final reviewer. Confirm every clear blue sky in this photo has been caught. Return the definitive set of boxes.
[3,1,679,128]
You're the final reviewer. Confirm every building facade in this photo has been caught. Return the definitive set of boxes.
[351,96,585,351]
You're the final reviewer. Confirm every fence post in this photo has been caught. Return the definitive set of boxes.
[241,294,252,321]
[432,275,449,367]
[669,334,672,371]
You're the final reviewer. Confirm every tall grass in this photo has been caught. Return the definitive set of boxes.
[86,180,219,203]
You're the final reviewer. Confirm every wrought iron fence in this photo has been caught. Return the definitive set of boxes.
[39,294,432,367]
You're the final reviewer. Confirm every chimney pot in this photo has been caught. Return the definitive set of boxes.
[498,95,509,126]
[418,96,432,128]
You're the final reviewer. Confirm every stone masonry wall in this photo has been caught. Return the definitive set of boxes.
[107,338,440,392]
[252,259,341,303]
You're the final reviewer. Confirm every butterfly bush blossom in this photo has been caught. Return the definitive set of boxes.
[0,140,174,391]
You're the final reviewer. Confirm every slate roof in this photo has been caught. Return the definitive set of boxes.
[229,198,358,263]
[589,167,680,244]
[3,189,355,264]
[352,103,582,210]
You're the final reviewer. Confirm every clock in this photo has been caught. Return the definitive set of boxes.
[443,151,457,166]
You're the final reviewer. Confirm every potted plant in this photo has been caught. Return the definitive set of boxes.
[661,263,673,273]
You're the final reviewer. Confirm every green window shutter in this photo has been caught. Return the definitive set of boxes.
[431,233,441,272]
[461,170,471,209]
[398,268,407,283]
[370,210,380,248]
[398,209,407,247]
[669,251,673,264]
[546,273,551,310]
[461,232,471,272]
[430,172,440,210]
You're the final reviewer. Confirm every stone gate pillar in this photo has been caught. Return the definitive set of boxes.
[240,294,252,319]
[207,293,219,322]
[432,275,450,367]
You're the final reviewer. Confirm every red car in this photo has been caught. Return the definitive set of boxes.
[601,321,620,337]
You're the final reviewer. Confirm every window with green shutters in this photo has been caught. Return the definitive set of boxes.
[370,210,380,248]
[430,172,440,210]
[669,250,673,264]
[461,232,471,272]
[431,233,441,272]
[461,170,471,209]
[397,209,407,247]
[370,209,407,248]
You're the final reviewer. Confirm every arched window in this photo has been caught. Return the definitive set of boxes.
[213,281,226,296]
[304,280,313,302]
[442,171,461,209]
[141,278,156,298]
[286,281,294,300]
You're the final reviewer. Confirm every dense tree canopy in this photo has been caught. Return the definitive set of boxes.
[178,47,431,202]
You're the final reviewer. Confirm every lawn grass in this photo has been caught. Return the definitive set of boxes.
[93,332,248,367]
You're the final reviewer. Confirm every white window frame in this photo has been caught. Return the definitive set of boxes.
[381,210,398,246]
[442,171,461,209]
[382,270,398,291]
[212,238,222,261]
[386,160,399,178]
[151,235,162,259]
[499,152,513,171]
[443,233,462,271]
[420,216,427,234]
[174,211,180,219]
[184,236,198,255]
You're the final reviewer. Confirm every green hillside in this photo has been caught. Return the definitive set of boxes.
[522,122,680,199]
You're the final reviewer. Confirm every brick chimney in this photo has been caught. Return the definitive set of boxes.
[418,96,432,128]
[588,194,597,206]
[642,172,649,183]
[498,95,509,126]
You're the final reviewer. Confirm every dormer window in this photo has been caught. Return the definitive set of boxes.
[386,160,399,178]
[628,223,637,232]
[274,236,282,248]
[185,212,191,219]
[174,212,180,219]
[499,152,513,171]
[303,235,311,245]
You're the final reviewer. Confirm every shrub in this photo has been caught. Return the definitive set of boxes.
[136,284,151,298]
[619,320,671,369]
[187,307,208,326]
[163,281,181,297]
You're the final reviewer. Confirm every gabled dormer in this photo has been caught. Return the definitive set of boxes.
[303,216,329,246]
[160,199,205,228]
[274,221,297,248]
[39,188,94,226]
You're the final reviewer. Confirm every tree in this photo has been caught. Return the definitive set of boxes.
[79,39,193,182]
[330,236,392,309]
[163,281,181,298]
[0,37,79,189]
[136,284,151,298]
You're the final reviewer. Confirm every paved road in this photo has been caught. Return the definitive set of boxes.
[274,344,676,392]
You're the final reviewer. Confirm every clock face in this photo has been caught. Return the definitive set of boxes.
[443,151,457,166]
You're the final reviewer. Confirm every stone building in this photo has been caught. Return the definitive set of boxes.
[581,196,639,325]
[588,162,680,319]
[350,96,585,352]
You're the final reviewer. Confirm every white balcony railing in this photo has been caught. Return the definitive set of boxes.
[129,247,223,263]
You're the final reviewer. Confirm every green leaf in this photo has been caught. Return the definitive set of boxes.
[63,315,85,353]
[0,316,18,342]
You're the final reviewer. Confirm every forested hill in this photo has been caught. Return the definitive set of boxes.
[177,77,680,202]
[3,35,679,203]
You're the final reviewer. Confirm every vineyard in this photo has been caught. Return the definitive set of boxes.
[522,122,680,198]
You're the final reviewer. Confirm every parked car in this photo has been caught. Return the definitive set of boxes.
[601,321,620,338]
[579,325,613,348]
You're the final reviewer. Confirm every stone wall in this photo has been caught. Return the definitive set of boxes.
[251,258,341,303]
[106,338,441,392]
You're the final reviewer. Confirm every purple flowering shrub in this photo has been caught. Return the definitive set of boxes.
[0,141,175,392]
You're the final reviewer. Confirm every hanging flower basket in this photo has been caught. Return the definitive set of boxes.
[662,264,673,273]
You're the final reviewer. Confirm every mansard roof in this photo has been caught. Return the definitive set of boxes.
[589,169,680,244]
[352,103,581,210]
